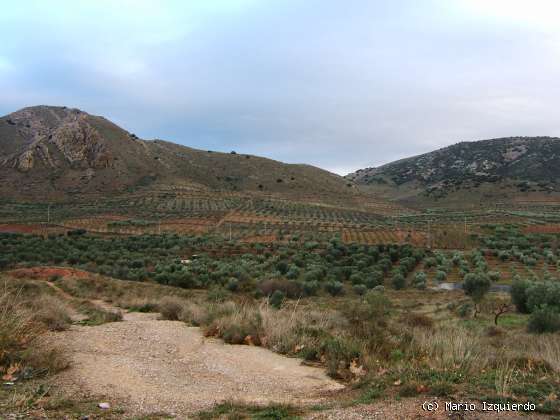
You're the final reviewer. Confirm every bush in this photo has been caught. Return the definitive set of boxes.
[259,278,302,298]
[528,307,560,334]
[270,290,285,309]
[391,273,406,290]
[224,277,239,292]
[320,337,360,379]
[463,272,491,303]
[32,296,72,331]
[413,271,427,289]
[302,280,320,296]
[325,281,344,296]
[365,271,384,289]
[353,284,367,296]
[403,313,433,329]
[435,270,447,282]
[350,273,364,285]
[78,301,123,325]
[488,271,501,282]
[526,281,560,313]
[158,296,185,321]
[511,279,532,313]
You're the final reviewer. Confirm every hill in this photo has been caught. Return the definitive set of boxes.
[346,137,560,208]
[0,106,362,205]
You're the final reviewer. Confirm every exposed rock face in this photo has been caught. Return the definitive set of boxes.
[1,106,113,171]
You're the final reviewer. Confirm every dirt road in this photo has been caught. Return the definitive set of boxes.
[52,309,344,417]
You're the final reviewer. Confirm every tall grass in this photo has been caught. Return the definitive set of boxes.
[0,284,68,378]
[0,286,38,372]
[411,325,488,375]
[528,334,560,372]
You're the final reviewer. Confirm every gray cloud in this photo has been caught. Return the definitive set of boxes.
[1,0,560,174]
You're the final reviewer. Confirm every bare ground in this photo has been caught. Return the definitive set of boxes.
[49,309,344,417]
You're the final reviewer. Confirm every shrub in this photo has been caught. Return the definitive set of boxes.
[413,271,427,289]
[528,307,560,334]
[526,282,560,313]
[391,273,406,290]
[350,273,365,285]
[353,284,367,296]
[457,303,473,318]
[320,337,360,379]
[225,278,239,292]
[435,270,447,282]
[463,272,491,303]
[0,287,68,378]
[511,279,532,313]
[128,301,159,313]
[365,270,384,289]
[158,296,185,321]
[259,278,302,298]
[488,271,501,282]
[404,313,433,329]
[325,281,344,296]
[270,290,285,309]
[424,257,437,268]
[207,287,230,303]
[32,296,72,331]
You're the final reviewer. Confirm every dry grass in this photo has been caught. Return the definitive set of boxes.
[31,295,72,331]
[526,334,560,372]
[0,283,68,380]
[57,275,194,306]
[411,325,488,374]
[494,359,517,397]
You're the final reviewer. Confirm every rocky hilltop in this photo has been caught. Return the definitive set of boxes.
[347,137,560,205]
[0,105,361,204]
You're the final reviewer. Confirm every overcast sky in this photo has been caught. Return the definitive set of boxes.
[2,1,560,174]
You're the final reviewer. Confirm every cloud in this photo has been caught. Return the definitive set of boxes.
[1,0,560,174]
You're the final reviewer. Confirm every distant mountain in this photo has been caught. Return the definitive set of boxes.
[346,137,560,206]
[0,106,362,204]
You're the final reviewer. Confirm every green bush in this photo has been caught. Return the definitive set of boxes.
[226,277,239,292]
[325,281,344,296]
[435,270,447,282]
[270,290,285,309]
[463,272,490,303]
[391,273,406,290]
[511,279,532,313]
[302,280,320,296]
[353,284,367,296]
[528,307,560,334]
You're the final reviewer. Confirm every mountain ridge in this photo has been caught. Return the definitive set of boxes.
[0,105,365,206]
[346,136,560,206]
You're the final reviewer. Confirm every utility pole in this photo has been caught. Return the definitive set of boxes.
[229,223,232,241]
[158,219,161,235]
[464,216,467,234]
[47,204,51,225]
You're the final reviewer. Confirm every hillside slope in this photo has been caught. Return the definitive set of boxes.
[347,137,560,207]
[0,106,359,204]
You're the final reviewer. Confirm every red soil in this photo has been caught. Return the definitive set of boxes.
[0,224,39,234]
[523,225,560,234]
[7,267,92,280]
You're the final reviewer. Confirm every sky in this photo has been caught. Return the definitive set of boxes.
[1,0,560,175]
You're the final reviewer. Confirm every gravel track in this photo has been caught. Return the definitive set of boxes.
[51,309,344,417]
